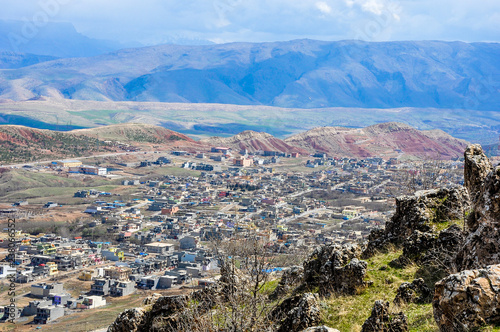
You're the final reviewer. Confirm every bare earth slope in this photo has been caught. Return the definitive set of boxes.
[201,130,309,154]
[0,123,203,164]
[284,122,468,159]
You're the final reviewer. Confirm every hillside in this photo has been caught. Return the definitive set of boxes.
[0,125,116,164]
[0,40,498,111]
[284,122,468,159]
[0,123,200,164]
[201,130,308,154]
[0,51,58,69]
[71,123,195,144]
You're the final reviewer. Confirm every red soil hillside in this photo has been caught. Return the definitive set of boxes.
[284,122,468,160]
[201,130,309,155]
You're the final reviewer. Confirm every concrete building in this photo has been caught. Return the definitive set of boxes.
[22,300,52,316]
[33,305,64,324]
[158,275,177,289]
[30,283,64,299]
[56,159,82,167]
[90,278,110,296]
[144,242,174,255]
[110,280,135,297]
[234,157,253,167]
[0,265,16,279]
[80,296,106,309]
[103,266,132,281]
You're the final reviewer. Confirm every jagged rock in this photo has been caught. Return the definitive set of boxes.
[326,258,367,296]
[270,266,304,300]
[107,308,146,332]
[457,145,500,270]
[301,243,366,296]
[399,230,436,264]
[361,300,408,332]
[143,293,162,305]
[464,144,493,209]
[394,278,432,305]
[108,295,190,332]
[301,326,340,332]
[363,187,470,258]
[433,264,500,332]
[271,293,321,332]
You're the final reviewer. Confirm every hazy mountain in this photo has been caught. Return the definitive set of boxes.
[0,51,58,69]
[0,20,131,58]
[0,39,498,111]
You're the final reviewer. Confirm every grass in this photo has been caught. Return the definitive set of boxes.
[320,249,438,332]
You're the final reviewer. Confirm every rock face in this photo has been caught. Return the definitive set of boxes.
[302,243,367,296]
[463,144,493,209]
[457,145,500,270]
[271,293,321,332]
[394,279,432,305]
[270,266,304,300]
[108,308,147,332]
[433,265,500,332]
[363,187,470,259]
[361,300,408,332]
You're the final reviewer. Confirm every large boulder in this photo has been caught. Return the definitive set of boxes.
[301,243,367,296]
[457,145,500,270]
[433,264,500,332]
[361,300,408,332]
[271,293,321,332]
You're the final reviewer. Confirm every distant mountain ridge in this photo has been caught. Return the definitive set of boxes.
[202,122,467,159]
[0,39,498,110]
[0,20,131,58]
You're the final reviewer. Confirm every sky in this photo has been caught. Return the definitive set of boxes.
[0,0,498,45]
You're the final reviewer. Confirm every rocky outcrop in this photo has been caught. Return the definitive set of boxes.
[271,293,321,332]
[394,278,432,305]
[108,289,220,332]
[108,308,147,332]
[363,187,470,259]
[302,243,367,296]
[108,295,190,332]
[270,266,304,300]
[433,264,500,332]
[457,145,500,270]
[463,144,493,210]
[361,300,408,332]
[391,224,464,270]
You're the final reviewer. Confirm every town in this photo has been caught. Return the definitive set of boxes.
[0,146,467,329]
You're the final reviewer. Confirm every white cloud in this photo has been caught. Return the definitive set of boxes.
[361,0,385,15]
[0,0,498,44]
[315,1,332,14]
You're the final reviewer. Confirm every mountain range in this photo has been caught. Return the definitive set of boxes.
[203,122,468,159]
[0,122,468,164]
[0,20,131,59]
[0,39,498,111]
